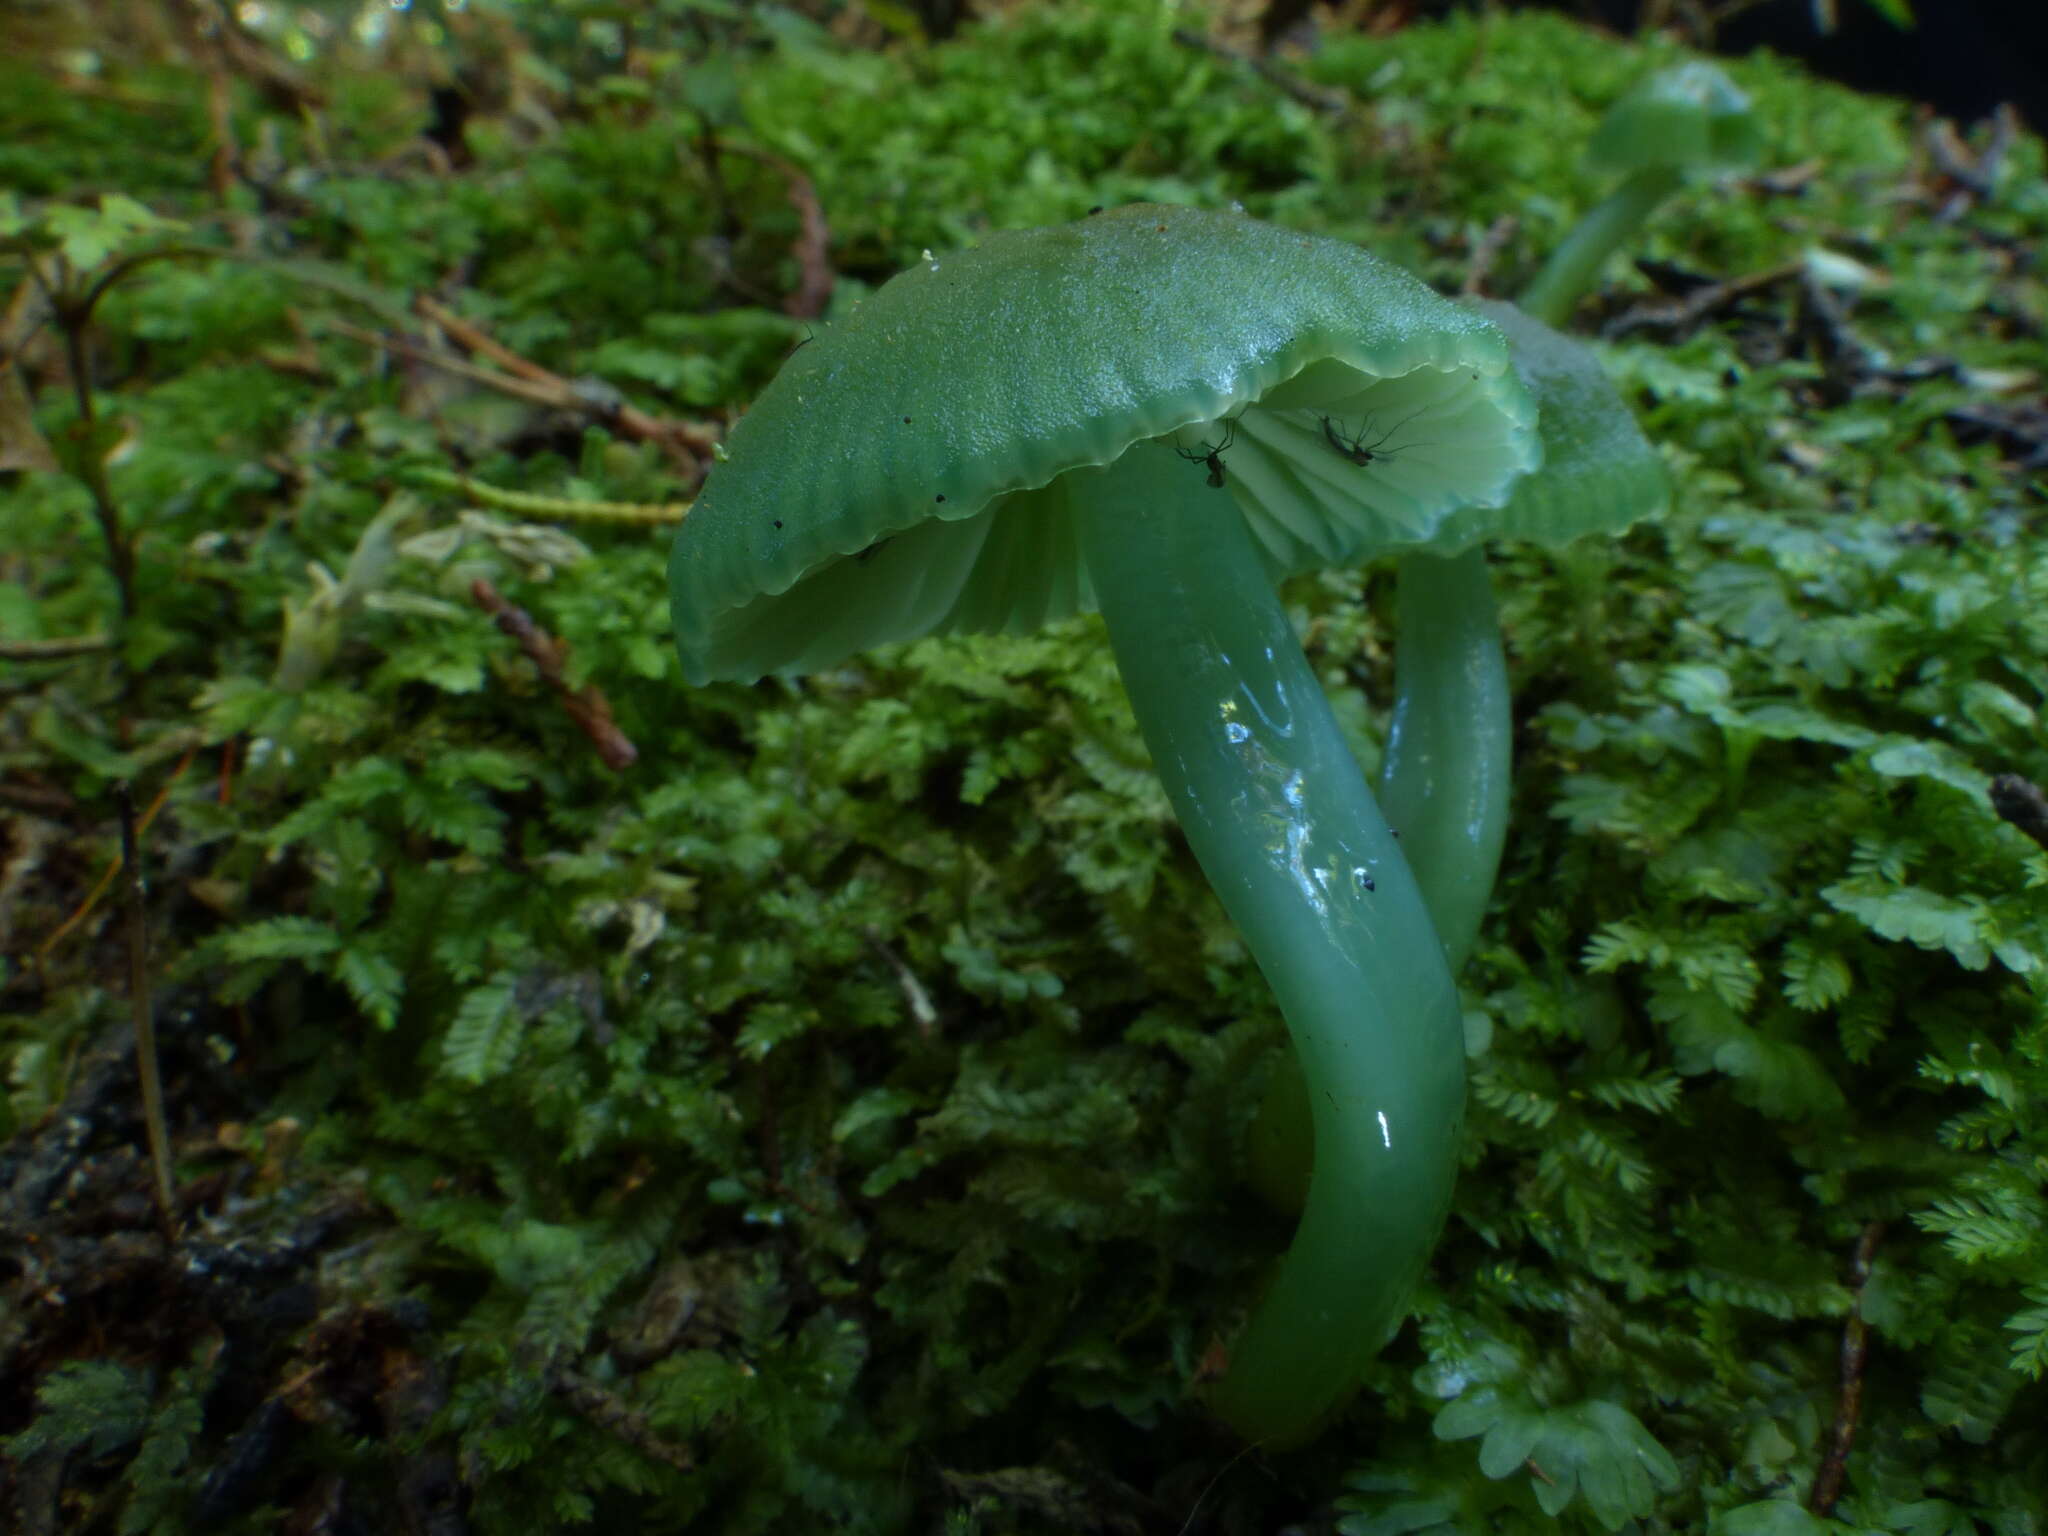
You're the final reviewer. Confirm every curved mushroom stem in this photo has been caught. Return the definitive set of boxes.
[1377,547,1513,970]
[1246,546,1510,1215]
[1517,166,1683,327]
[1070,444,1465,1446]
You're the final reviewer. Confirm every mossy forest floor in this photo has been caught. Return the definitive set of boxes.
[2,4,2046,1533]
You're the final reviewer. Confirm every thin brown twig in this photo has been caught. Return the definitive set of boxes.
[36,748,195,971]
[0,781,77,815]
[0,634,113,660]
[26,243,225,636]
[412,294,566,389]
[410,294,720,462]
[551,1370,696,1469]
[323,315,571,409]
[1172,1436,1269,1536]
[1603,260,1804,341]
[1461,214,1520,297]
[116,783,178,1239]
[76,247,216,326]
[1810,1221,1885,1517]
[56,304,135,623]
[1752,158,1827,196]
[714,145,834,319]
[469,579,638,771]
[1921,104,2017,217]
[1169,27,1350,115]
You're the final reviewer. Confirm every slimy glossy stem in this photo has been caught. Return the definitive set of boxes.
[1071,445,1465,1446]
[1246,547,1510,1216]
[1517,166,1683,327]
[1377,548,1512,972]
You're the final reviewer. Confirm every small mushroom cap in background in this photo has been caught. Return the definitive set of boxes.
[1584,60,1765,179]
[670,204,1546,685]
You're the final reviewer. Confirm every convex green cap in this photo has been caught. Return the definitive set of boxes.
[1455,297,1670,548]
[1585,60,1764,178]
[671,203,1547,684]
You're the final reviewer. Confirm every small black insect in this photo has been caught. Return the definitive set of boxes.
[1174,416,1239,489]
[1319,407,1429,468]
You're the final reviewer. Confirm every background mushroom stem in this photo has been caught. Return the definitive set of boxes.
[1070,444,1466,1446]
[1518,60,1763,327]
[1517,166,1683,327]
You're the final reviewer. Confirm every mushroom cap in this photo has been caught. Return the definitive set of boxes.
[1584,61,1764,179]
[671,203,1545,685]
[1452,298,1670,549]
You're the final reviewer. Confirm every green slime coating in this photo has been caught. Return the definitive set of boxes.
[1246,548,1509,1218]
[1070,443,1466,1446]
[1378,547,1513,971]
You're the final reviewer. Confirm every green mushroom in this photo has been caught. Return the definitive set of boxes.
[669,203,1649,1445]
[1519,60,1764,327]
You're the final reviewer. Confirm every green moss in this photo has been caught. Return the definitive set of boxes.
[4,4,2046,1532]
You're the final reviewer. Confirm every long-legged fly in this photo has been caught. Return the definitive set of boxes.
[1319,405,1431,467]
[1174,415,1240,489]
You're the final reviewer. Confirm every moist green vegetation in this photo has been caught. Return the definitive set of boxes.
[3,4,2045,1533]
